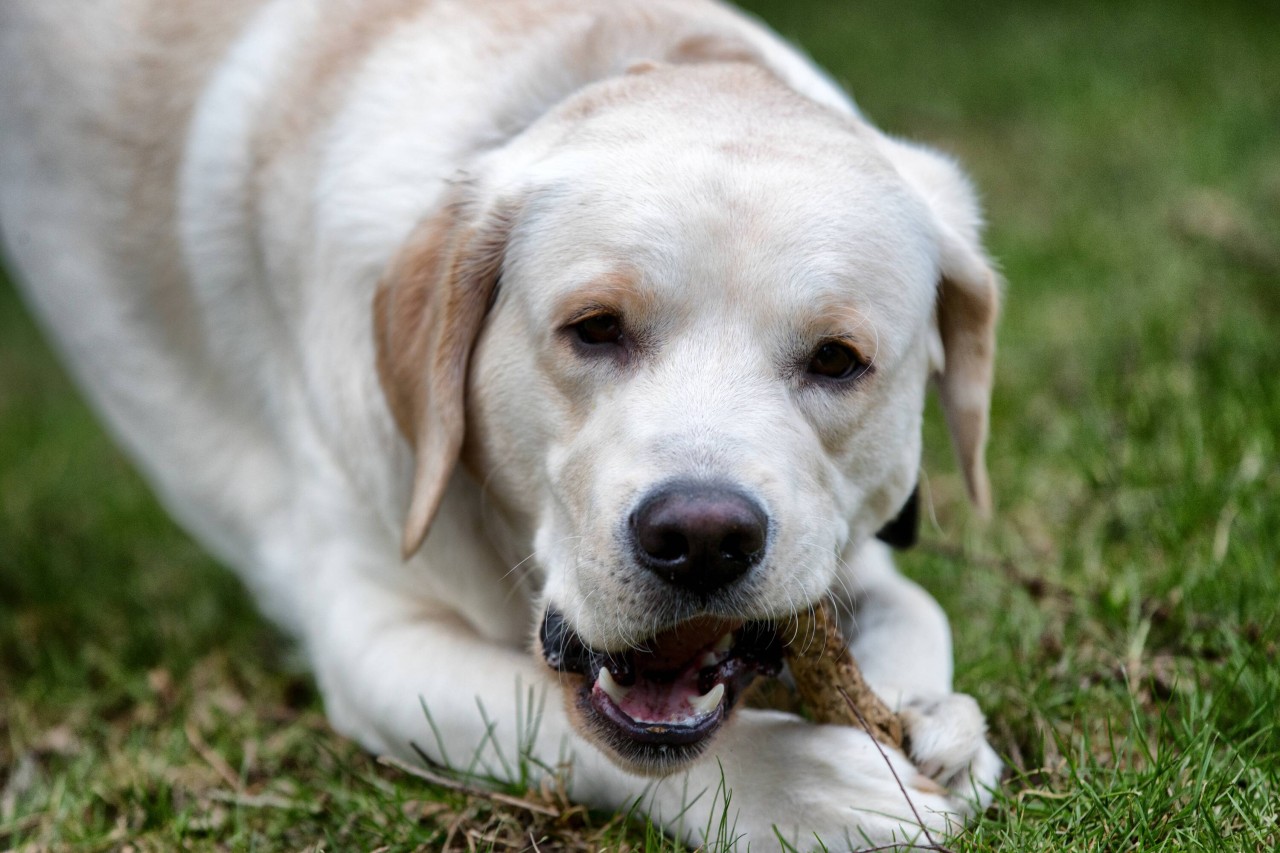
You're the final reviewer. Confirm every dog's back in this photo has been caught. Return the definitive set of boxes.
[0,0,287,577]
[0,0,266,310]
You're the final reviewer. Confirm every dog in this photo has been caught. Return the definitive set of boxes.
[0,0,1002,847]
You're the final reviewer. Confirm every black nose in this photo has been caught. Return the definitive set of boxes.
[630,482,768,596]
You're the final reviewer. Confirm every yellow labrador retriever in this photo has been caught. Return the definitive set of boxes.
[0,0,1001,847]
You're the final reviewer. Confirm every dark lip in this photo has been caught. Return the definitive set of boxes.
[540,608,783,766]
[590,684,726,746]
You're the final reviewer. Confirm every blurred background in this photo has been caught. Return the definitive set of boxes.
[2,0,1277,848]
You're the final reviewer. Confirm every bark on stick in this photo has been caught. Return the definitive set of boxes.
[785,600,904,749]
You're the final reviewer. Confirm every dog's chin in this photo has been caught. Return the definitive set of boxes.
[539,608,784,775]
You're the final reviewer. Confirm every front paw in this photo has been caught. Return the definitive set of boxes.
[664,710,973,852]
[900,692,1002,811]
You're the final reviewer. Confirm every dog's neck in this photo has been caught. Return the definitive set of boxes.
[875,484,919,550]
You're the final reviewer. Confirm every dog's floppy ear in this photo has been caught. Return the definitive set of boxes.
[373,192,516,558]
[879,135,1000,514]
[935,223,999,514]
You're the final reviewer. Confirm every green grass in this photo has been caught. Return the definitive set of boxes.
[3,0,1278,849]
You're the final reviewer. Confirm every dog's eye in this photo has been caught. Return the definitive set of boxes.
[572,313,624,347]
[806,340,869,381]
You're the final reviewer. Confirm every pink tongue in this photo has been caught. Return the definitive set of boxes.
[610,616,741,725]
[616,670,706,724]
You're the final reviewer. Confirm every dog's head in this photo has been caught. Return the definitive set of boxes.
[374,63,997,775]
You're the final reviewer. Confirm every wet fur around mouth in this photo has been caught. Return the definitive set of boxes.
[539,608,784,773]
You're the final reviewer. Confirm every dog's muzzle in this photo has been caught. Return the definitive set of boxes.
[540,608,784,771]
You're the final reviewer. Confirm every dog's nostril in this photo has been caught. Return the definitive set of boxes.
[646,529,688,563]
[720,530,763,562]
[630,481,768,595]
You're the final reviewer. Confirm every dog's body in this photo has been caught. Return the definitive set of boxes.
[1,0,1001,847]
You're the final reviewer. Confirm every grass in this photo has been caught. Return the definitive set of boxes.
[2,0,1278,849]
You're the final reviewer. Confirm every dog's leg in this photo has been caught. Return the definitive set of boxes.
[304,567,560,765]
[299,550,689,813]
[840,540,954,702]
[839,540,1003,809]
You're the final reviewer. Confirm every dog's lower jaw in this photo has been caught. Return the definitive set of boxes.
[567,673,723,776]
[540,608,784,775]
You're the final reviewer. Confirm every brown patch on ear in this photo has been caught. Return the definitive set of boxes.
[374,194,516,558]
[935,236,999,515]
[872,133,1000,514]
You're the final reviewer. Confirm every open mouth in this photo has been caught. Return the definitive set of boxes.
[540,608,784,771]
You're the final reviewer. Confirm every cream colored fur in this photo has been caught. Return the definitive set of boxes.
[0,1,1001,848]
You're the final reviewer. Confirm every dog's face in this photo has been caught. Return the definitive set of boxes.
[375,64,997,775]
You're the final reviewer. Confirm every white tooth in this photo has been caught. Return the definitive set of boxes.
[597,667,631,704]
[690,682,725,716]
[700,652,720,668]
[714,633,735,654]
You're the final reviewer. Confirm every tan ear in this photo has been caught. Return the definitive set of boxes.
[373,194,515,558]
[876,134,1000,514]
[935,230,999,515]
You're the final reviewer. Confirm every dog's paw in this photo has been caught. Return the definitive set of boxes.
[900,692,1002,811]
[665,710,972,852]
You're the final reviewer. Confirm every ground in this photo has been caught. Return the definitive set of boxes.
[2,0,1278,850]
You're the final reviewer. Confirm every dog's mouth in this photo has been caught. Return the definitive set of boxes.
[539,608,784,772]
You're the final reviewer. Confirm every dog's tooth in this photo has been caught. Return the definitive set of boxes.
[690,682,725,716]
[597,667,632,704]
[714,633,735,654]
[700,652,720,668]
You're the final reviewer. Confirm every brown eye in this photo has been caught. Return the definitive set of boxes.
[807,341,868,381]
[573,313,624,347]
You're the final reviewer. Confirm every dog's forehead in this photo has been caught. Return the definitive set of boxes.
[506,134,940,345]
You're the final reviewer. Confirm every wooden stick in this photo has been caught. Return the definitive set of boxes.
[784,600,904,749]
